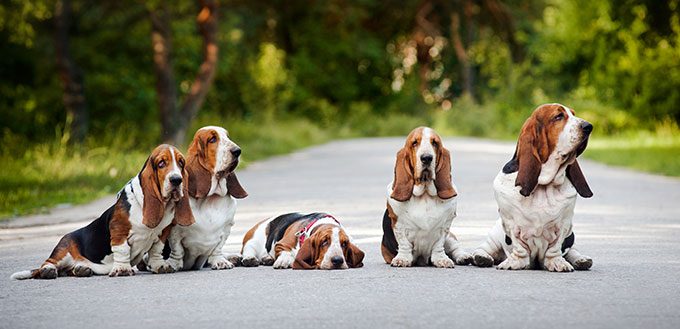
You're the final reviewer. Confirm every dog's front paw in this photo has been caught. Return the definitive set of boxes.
[109,264,135,277]
[544,257,574,272]
[454,252,473,265]
[431,254,455,268]
[261,255,275,266]
[572,256,593,271]
[273,252,294,269]
[148,260,175,274]
[471,250,494,267]
[209,256,234,270]
[39,264,58,279]
[225,254,242,267]
[497,256,529,271]
[390,254,413,267]
[241,256,260,267]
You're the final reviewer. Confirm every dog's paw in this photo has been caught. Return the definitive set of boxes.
[261,255,275,266]
[497,256,529,271]
[390,255,413,267]
[273,252,294,269]
[471,250,494,267]
[225,254,242,267]
[572,256,593,271]
[73,264,93,277]
[149,261,175,274]
[431,255,455,268]
[241,256,260,267]
[544,257,574,272]
[39,264,58,279]
[109,264,135,277]
[454,252,473,265]
[210,257,235,270]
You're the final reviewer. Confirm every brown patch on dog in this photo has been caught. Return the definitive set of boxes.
[109,199,132,246]
[241,218,268,254]
[140,145,179,228]
[186,129,218,198]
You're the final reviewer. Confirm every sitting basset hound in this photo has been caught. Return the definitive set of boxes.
[472,103,594,272]
[381,127,472,268]
[11,145,194,279]
[162,126,248,271]
[240,212,365,270]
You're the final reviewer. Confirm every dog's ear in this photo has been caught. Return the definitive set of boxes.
[515,116,542,197]
[227,172,248,199]
[566,159,593,198]
[174,166,195,226]
[292,238,317,270]
[344,242,365,268]
[390,148,414,201]
[434,147,457,199]
[186,138,212,198]
[140,155,165,228]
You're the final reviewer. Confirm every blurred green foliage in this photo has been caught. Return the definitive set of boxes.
[1,0,679,216]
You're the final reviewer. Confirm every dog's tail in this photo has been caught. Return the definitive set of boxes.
[10,269,40,280]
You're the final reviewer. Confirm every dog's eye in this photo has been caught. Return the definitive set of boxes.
[208,136,217,143]
[411,141,418,148]
[341,242,348,249]
[178,159,184,168]
[158,160,166,168]
[432,140,438,147]
[553,112,564,121]
[321,239,329,247]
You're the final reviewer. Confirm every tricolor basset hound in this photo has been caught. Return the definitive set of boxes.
[381,127,472,268]
[472,103,594,272]
[162,126,248,271]
[240,212,365,270]
[11,145,194,279]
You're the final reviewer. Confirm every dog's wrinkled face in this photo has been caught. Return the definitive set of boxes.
[530,104,592,165]
[297,224,364,270]
[186,126,247,198]
[150,145,186,202]
[403,127,444,184]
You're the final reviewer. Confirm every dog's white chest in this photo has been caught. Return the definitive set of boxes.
[127,204,175,266]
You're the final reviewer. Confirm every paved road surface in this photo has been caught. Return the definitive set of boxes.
[2,137,679,328]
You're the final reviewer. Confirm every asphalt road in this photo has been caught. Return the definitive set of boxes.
[2,137,679,329]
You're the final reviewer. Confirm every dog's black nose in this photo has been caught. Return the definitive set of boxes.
[581,122,593,134]
[169,175,182,187]
[231,147,241,157]
[420,153,433,164]
[331,256,344,268]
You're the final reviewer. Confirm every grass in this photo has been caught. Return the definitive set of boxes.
[2,107,679,220]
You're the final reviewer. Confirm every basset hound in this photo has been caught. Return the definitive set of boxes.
[11,145,194,280]
[471,103,594,272]
[162,126,248,271]
[240,212,365,270]
[381,127,472,268]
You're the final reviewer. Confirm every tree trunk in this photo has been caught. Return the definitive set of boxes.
[54,0,88,142]
[150,5,179,143]
[450,10,474,99]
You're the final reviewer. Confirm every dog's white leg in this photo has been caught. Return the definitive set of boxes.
[110,242,134,276]
[242,222,269,267]
[391,222,414,267]
[445,234,472,265]
[564,248,592,270]
[472,219,506,267]
[147,239,174,274]
[542,232,574,272]
[167,230,185,271]
[430,230,455,268]
[207,236,234,270]
[272,249,297,269]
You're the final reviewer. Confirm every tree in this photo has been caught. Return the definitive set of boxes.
[150,0,219,145]
[54,0,88,142]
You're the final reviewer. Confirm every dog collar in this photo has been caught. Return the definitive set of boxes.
[297,215,340,246]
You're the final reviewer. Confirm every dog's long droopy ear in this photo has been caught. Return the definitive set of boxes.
[174,168,195,226]
[515,117,542,197]
[292,238,317,270]
[434,147,457,199]
[186,138,212,198]
[227,172,248,199]
[390,148,414,201]
[345,243,365,268]
[566,159,593,198]
[140,155,165,228]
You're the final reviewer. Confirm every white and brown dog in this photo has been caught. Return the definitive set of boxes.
[11,144,194,279]
[162,126,248,271]
[240,212,365,270]
[381,127,472,268]
[472,103,594,272]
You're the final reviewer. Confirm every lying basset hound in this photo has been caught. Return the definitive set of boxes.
[163,126,248,271]
[240,212,365,270]
[381,127,472,268]
[472,103,594,272]
[11,144,194,279]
